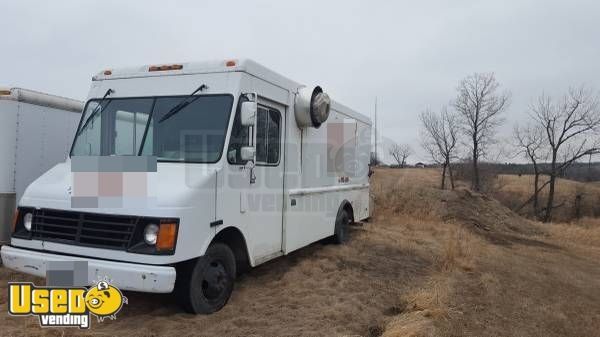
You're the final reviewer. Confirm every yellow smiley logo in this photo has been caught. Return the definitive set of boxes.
[85,281,126,318]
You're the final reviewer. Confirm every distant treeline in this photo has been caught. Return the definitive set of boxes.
[453,161,600,182]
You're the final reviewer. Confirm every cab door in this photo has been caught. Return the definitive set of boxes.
[226,97,285,263]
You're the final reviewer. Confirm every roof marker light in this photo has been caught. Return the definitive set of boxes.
[103,70,112,75]
[149,64,183,72]
[225,60,236,67]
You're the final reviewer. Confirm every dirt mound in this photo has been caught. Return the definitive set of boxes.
[373,168,545,247]
[443,188,548,246]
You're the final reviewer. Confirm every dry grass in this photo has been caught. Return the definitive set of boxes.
[0,168,459,337]
[370,168,446,221]
[375,168,600,337]
[543,217,600,249]
[434,227,476,273]
[494,174,600,221]
[1,168,599,337]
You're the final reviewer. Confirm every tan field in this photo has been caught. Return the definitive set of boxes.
[1,168,600,336]
[493,173,600,222]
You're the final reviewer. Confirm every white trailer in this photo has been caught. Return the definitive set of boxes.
[0,87,83,244]
[1,59,371,313]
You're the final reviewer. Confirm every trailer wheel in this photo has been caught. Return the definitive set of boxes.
[176,243,236,314]
[332,208,352,244]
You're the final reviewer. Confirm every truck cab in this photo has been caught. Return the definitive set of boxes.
[1,59,371,314]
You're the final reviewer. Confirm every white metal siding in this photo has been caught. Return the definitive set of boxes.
[15,102,80,202]
[0,101,18,193]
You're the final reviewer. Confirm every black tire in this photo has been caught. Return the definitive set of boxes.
[332,208,352,244]
[176,243,236,314]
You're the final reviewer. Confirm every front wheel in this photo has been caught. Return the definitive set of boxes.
[176,243,236,314]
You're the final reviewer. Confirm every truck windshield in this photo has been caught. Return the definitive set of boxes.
[70,94,234,163]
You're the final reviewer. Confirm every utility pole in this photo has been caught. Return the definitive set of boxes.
[374,97,378,164]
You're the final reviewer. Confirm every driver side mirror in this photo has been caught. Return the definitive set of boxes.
[241,101,257,127]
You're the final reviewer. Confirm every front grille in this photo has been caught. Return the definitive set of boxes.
[31,209,139,250]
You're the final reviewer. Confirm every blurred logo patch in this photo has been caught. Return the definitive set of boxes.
[70,156,157,208]
[8,280,127,329]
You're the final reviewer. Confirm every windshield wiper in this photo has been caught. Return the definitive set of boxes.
[158,84,207,123]
[76,88,114,137]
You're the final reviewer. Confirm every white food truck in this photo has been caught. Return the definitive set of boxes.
[0,87,83,244]
[1,59,371,313]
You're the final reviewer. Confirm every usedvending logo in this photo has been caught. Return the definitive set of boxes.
[8,280,127,329]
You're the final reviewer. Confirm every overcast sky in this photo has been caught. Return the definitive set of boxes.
[2,0,600,163]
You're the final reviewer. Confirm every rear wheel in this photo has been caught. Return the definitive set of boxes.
[332,208,352,244]
[176,243,236,314]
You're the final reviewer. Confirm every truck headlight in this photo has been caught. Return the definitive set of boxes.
[128,218,178,255]
[23,213,33,231]
[143,223,159,245]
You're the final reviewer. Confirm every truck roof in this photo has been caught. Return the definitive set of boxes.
[93,58,371,125]
[0,86,83,113]
[93,58,301,90]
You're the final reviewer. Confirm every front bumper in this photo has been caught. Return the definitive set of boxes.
[1,245,176,293]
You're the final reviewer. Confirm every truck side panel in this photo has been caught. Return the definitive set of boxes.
[283,105,371,254]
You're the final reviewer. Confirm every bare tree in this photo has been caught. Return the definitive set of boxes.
[420,107,460,189]
[389,143,413,168]
[453,73,510,191]
[514,123,547,218]
[531,86,600,222]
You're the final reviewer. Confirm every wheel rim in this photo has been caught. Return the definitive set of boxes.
[201,260,228,300]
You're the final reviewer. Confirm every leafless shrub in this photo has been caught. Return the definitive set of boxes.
[513,123,547,219]
[420,107,460,189]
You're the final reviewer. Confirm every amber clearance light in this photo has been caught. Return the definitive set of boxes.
[149,64,183,72]
[156,222,178,251]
